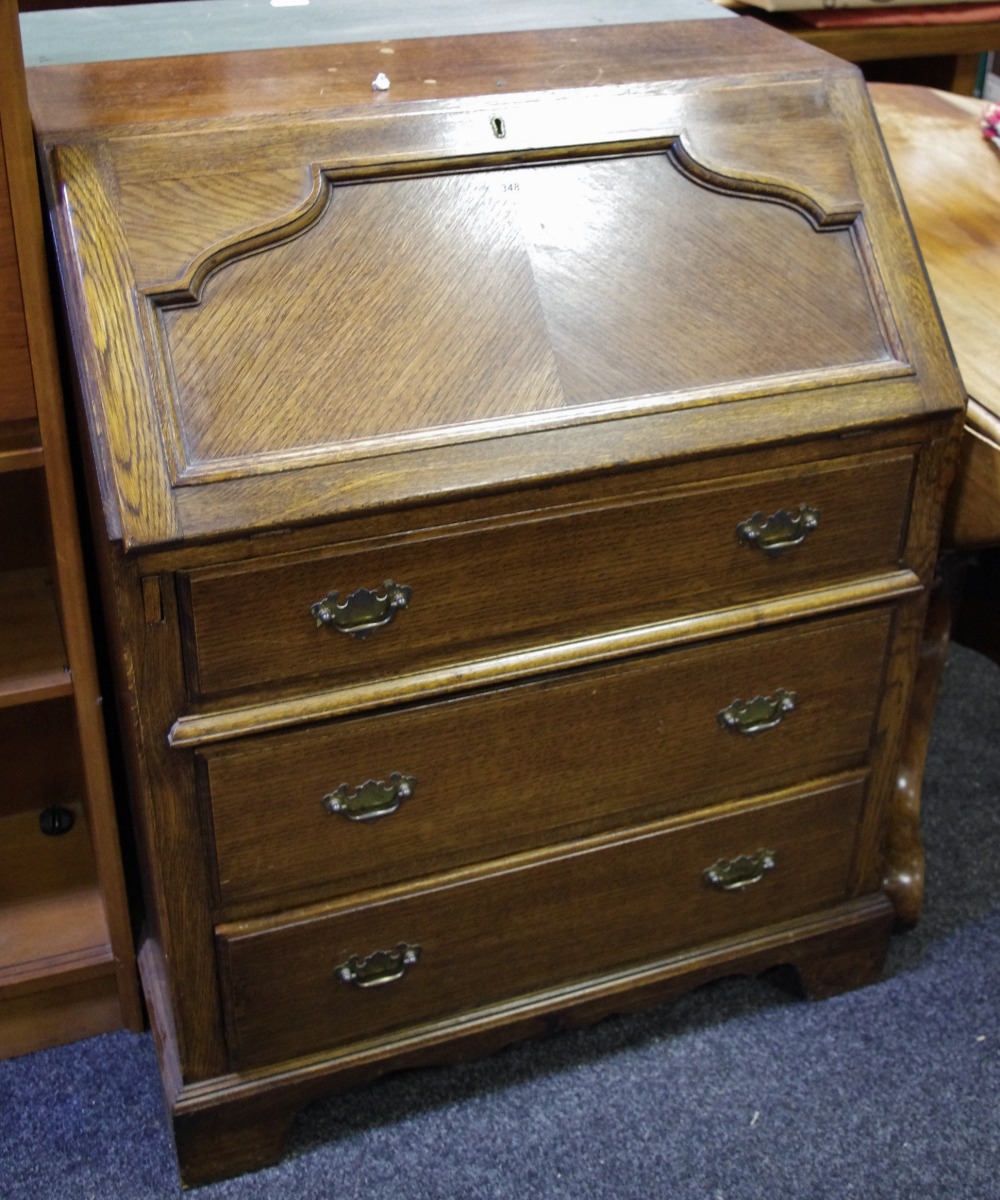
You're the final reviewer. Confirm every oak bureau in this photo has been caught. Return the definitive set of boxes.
[28,19,965,1184]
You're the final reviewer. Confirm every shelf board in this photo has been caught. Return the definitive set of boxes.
[0,887,114,995]
[0,418,43,470]
[0,566,71,705]
[0,800,113,997]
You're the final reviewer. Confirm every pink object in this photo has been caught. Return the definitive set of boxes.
[983,103,1000,148]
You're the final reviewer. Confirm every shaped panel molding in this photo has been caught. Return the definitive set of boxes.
[678,79,863,224]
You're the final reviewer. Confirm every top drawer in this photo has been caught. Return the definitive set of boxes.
[179,448,914,702]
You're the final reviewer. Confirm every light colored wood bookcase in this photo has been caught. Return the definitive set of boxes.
[0,0,141,1057]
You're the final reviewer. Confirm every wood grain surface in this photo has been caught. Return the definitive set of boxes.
[217,777,866,1071]
[203,608,891,916]
[34,20,965,550]
[871,83,1000,547]
[26,19,841,131]
[180,443,914,703]
[872,85,999,424]
[32,23,966,1184]
[0,0,140,1053]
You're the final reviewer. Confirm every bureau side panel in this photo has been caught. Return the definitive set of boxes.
[94,549,229,1084]
[852,428,965,919]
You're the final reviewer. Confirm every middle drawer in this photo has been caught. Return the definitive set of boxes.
[199,607,891,916]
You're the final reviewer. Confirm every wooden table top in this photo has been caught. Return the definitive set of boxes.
[872,83,1000,545]
[871,83,1000,443]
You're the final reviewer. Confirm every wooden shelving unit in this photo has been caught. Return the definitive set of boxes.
[742,9,1000,94]
[0,0,141,1058]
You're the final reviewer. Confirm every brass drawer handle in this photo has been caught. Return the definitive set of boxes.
[737,504,820,555]
[335,943,421,989]
[311,580,412,639]
[718,689,797,735]
[322,773,415,822]
[704,849,776,892]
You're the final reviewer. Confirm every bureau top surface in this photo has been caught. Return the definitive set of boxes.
[31,20,964,551]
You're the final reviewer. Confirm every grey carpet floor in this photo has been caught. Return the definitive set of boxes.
[2,641,999,1198]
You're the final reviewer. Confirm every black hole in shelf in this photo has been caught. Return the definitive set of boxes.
[39,806,75,837]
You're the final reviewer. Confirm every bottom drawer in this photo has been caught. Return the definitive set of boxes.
[217,776,866,1070]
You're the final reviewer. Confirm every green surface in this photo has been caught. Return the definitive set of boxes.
[21,0,732,66]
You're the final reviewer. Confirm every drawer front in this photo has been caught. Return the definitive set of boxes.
[180,449,914,702]
[217,777,866,1070]
[202,606,890,914]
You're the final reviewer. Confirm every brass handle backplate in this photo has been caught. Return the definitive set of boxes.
[704,849,777,892]
[322,773,415,822]
[737,504,820,556]
[311,580,412,639]
[335,943,421,989]
[718,689,797,736]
